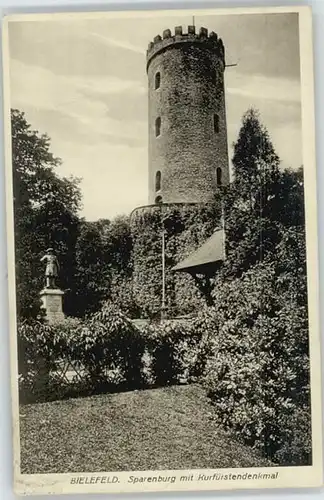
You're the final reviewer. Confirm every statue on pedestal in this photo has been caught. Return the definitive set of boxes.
[40,248,60,289]
[40,248,65,324]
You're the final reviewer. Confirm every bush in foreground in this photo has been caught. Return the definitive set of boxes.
[199,261,311,465]
[17,303,201,403]
[140,320,203,386]
[83,302,146,389]
[18,305,146,402]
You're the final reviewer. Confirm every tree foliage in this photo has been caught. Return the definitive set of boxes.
[12,110,138,319]
[231,108,280,202]
[220,108,305,279]
[199,108,310,464]
[69,216,136,318]
[12,109,82,319]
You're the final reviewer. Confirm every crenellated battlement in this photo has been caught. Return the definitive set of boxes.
[147,26,225,69]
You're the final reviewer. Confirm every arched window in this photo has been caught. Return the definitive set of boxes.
[155,195,163,204]
[155,117,161,137]
[214,114,220,133]
[216,167,222,186]
[155,171,161,192]
[155,72,161,89]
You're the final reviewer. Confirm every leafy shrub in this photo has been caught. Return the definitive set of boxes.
[143,322,183,386]
[83,302,146,389]
[273,407,312,465]
[140,319,203,386]
[199,261,311,465]
[18,317,83,403]
[108,274,141,319]
[18,304,207,403]
[17,305,147,403]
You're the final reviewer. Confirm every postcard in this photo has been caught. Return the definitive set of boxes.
[2,5,322,495]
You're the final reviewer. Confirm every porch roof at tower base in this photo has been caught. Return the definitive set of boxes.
[172,229,225,275]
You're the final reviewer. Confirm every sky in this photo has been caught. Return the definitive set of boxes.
[8,11,302,221]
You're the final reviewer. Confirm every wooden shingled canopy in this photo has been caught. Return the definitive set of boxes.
[172,228,225,277]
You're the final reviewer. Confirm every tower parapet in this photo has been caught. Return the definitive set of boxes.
[147,26,225,70]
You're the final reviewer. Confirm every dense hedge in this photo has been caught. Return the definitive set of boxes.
[198,259,311,465]
[18,303,203,404]
[141,320,204,386]
[130,203,220,318]
[18,317,86,403]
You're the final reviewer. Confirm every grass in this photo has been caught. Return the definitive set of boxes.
[19,384,271,473]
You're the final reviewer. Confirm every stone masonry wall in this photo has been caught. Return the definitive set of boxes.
[147,26,230,205]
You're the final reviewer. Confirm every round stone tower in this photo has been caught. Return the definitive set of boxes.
[147,25,230,205]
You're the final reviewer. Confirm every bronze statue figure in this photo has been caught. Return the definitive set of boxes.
[40,248,60,288]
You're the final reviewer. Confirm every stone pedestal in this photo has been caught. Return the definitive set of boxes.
[40,288,65,324]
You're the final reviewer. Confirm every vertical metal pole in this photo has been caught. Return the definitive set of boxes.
[221,197,226,261]
[161,230,166,319]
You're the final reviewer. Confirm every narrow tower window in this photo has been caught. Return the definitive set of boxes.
[155,72,161,89]
[216,167,222,186]
[212,69,217,85]
[214,114,220,133]
[155,171,161,192]
[155,117,161,137]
